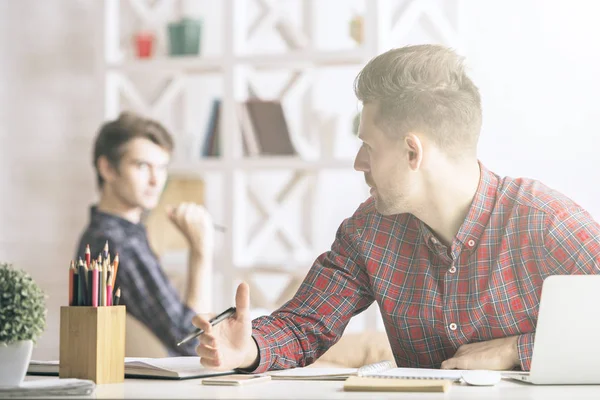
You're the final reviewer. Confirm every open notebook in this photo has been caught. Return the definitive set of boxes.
[269,361,467,381]
[27,357,234,380]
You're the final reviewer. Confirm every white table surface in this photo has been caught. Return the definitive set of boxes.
[23,375,600,399]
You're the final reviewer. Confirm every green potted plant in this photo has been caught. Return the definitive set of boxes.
[0,263,46,386]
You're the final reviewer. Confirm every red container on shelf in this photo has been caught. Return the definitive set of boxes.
[134,31,155,59]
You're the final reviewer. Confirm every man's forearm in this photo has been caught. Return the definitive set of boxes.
[185,247,213,313]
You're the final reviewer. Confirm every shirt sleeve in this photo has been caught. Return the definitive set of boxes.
[248,216,375,373]
[115,245,199,356]
[517,333,535,371]
[544,208,600,275]
[518,207,600,370]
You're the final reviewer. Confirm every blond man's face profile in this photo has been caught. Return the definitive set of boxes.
[354,104,415,215]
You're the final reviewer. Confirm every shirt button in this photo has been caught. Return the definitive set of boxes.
[467,239,475,247]
[449,323,458,331]
[431,237,438,245]
[448,266,457,274]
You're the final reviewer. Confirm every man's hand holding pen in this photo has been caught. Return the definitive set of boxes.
[190,282,259,371]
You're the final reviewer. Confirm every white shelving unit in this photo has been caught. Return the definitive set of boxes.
[100,0,463,324]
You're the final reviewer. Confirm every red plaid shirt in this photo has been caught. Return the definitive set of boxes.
[251,163,600,372]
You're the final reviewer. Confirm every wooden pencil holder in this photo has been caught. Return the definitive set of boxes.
[59,306,126,384]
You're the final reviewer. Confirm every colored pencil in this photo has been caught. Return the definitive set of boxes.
[101,261,107,306]
[113,287,121,306]
[85,244,91,268]
[106,266,113,307]
[91,262,99,307]
[112,253,120,287]
[73,266,79,306]
[77,260,86,306]
[68,261,75,306]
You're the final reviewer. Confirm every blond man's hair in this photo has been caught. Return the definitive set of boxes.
[354,44,482,157]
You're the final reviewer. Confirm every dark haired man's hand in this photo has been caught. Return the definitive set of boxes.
[166,202,214,253]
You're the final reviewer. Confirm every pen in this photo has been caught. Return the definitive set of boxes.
[214,224,226,232]
[177,306,236,347]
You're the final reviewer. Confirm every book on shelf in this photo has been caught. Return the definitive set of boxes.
[27,357,234,380]
[201,98,298,158]
[244,99,296,156]
[202,98,221,157]
[236,101,261,156]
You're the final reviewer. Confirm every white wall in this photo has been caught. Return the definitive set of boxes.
[462,0,600,219]
[0,0,101,359]
[0,0,10,216]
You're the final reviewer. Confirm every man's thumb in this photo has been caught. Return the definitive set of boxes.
[235,282,250,319]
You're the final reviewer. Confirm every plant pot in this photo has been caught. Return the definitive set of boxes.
[167,18,202,56]
[0,340,33,387]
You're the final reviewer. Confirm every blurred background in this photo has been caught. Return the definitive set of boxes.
[1,0,599,361]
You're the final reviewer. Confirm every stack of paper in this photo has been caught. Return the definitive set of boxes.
[0,378,95,398]
[269,367,359,381]
[269,360,396,381]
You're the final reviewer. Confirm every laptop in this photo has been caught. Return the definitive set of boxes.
[503,274,600,384]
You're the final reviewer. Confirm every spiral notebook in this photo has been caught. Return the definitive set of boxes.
[359,366,464,381]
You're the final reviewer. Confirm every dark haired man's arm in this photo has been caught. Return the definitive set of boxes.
[166,203,215,313]
[115,246,200,356]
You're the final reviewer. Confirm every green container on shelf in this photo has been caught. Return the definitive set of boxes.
[168,17,202,56]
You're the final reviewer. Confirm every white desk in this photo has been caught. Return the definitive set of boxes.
[24,375,600,399]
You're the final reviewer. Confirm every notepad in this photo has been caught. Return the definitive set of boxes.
[269,360,395,381]
[344,376,452,393]
[27,357,234,380]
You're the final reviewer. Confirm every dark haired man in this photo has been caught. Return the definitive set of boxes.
[75,112,214,356]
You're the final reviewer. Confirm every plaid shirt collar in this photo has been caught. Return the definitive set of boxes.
[418,162,499,255]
